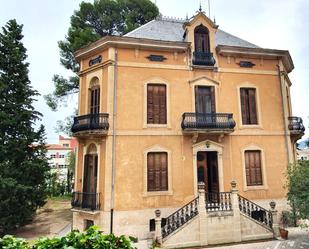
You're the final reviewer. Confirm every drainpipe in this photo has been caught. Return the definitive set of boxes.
[277,64,291,164]
[110,49,118,234]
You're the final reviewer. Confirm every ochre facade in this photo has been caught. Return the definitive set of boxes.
[71,12,303,243]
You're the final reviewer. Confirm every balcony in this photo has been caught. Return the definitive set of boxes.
[192,52,216,66]
[71,113,109,137]
[71,192,101,211]
[288,116,305,138]
[181,113,236,134]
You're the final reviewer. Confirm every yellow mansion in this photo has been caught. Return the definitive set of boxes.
[70,10,304,248]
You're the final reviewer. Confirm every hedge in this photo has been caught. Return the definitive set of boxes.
[0,226,136,249]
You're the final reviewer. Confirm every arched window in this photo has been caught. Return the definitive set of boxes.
[89,77,100,114]
[194,25,210,53]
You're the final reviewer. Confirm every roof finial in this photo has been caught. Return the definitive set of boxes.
[186,12,189,21]
[199,1,202,12]
[214,16,216,24]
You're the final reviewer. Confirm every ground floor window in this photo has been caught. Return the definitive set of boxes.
[245,150,263,186]
[147,152,168,192]
[84,219,94,230]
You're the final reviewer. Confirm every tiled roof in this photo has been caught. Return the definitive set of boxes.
[125,18,259,49]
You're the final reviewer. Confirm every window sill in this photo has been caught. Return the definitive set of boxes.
[143,124,171,129]
[142,190,173,197]
[239,124,263,130]
[243,185,268,191]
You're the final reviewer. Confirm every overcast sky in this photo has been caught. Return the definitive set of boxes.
[0,0,308,143]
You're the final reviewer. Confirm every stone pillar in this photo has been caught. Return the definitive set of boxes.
[154,209,162,245]
[230,180,242,243]
[269,201,280,238]
[198,182,208,246]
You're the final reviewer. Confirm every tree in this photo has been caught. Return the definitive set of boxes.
[45,0,159,110]
[0,20,49,235]
[286,160,309,220]
[66,151,76,193]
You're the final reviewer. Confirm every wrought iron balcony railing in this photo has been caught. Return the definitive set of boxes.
[192,51,216,66]
[71,192,101,211]
[181,113,236,132]
[71,113,109,134]
[288,116,305,134]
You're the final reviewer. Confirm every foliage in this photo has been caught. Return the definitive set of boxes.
[46,172,66,197]
[280,210,297,228]
[0,226,137,249]
[54,110,77,136]
[0,235,29,249]
[0,20,49,235]
[66,150,76,193]
[286,160,309,220]
[45,0,159,111]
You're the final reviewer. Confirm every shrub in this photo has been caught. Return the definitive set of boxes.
[0,235,29,249]
[0,227,136,249]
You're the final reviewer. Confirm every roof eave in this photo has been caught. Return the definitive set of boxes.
[74,36,190,61]
[216,45,294,73]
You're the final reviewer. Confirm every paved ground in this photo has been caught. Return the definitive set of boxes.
[205,228,309,249]
[12,197,72,241]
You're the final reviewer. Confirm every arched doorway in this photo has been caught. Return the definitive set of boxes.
[83,143,98,209]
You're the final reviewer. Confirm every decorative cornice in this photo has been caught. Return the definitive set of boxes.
[74,36,190,61]
[216,45,294,73]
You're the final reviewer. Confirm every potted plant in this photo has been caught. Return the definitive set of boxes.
[279,211,290,239]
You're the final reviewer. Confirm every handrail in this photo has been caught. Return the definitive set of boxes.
[161,197,199,239]
[238,194,272,229]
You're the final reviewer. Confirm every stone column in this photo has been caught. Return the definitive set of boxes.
[269,201,280,238]
[230,180,242,243]
[154,209,162,245]
[198,182,208,246]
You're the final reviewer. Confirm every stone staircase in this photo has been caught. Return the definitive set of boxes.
[152,181,279,248]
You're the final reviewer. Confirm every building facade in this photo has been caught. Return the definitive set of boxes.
[71,11,304,247]
[47,135,77,182]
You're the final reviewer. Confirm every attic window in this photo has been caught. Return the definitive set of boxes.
[194,25,210,53]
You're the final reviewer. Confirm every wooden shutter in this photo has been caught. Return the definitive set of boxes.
[240,88,257,125]
[240,88,249,124]
[90,87,100,114]
[245,151,262,186]
[147,153,155,191]
[83,155,90,192]
[147,84,166,124]
[147,152,168,191]
[248,88,257,124]
[210,86,216,113]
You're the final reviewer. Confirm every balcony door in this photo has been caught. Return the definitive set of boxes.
[82,144,98,209]
[197,151,219,193]
[195,86,215,113]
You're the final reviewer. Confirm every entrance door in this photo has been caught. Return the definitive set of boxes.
[197,151,219,193]
[83,154,98,208]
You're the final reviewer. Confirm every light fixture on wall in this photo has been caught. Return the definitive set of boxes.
[205,141,210,148]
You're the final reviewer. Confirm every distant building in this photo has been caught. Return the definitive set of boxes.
[46,135,77,182]
[297,148,309,161]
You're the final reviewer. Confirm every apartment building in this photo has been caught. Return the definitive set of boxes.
[47,135,77,182]
[70,10,304,247]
